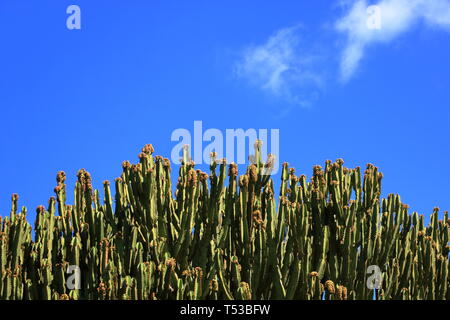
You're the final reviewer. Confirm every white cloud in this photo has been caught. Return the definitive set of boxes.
[235,1,450,108]
[234,26,325,109]
[336,0,450,81]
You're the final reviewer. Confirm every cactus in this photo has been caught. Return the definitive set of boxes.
[0,143,448,300]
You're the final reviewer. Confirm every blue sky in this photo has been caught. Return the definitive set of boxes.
[1,0,449,224]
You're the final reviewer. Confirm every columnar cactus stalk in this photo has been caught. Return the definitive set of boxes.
[0,143,448,300]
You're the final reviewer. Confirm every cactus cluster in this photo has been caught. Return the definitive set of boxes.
[0,143,449,300]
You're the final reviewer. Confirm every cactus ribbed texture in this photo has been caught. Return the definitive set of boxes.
[0,143,448,300]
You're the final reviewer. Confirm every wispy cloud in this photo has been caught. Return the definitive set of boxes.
[336,0,450,81]
[234,26,325,109]
[235,1,450,108]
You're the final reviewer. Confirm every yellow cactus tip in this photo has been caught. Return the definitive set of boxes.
[228,163,238,177]
[165,258,177,269]
[121,160,131,169]
[325,280,336,294]
[142,144,154,154]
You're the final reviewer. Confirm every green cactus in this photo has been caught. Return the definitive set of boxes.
[0,143,448,300]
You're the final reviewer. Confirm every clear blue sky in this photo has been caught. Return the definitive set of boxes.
[1,0,449,224]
